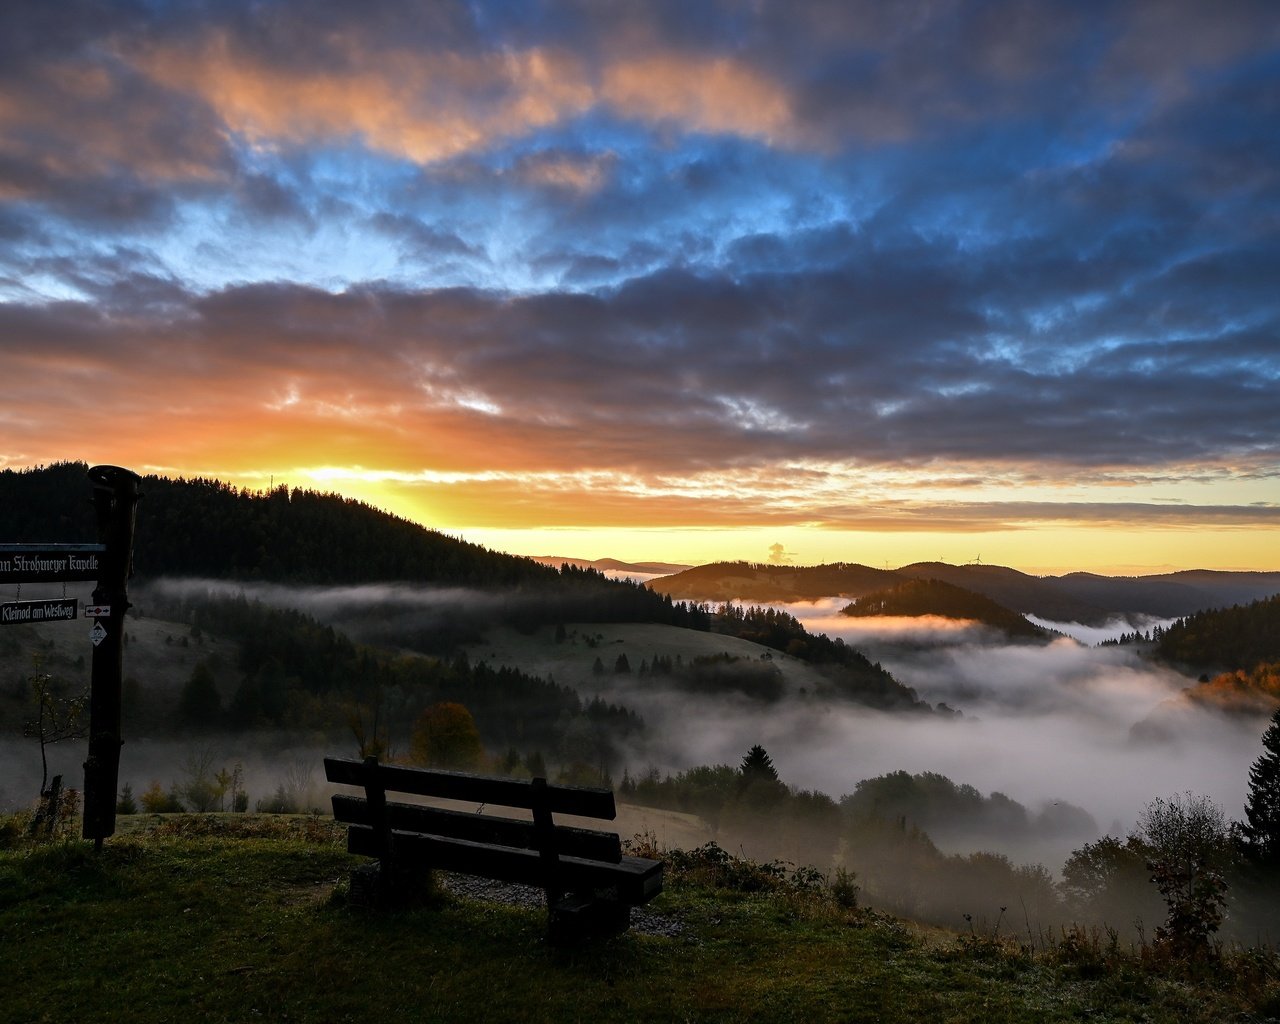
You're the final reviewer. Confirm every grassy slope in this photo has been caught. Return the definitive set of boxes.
[1,604,237,704]
[3,819,1274,1024]
[464,621,831,695]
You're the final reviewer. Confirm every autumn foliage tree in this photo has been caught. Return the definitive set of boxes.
[1139,793,1232,961]
[409,702,484,770]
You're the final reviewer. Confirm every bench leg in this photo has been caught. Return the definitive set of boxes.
[348,862,437,910]
[548,895,631,945]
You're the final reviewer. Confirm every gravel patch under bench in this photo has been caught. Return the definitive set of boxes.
[442,874,685,939]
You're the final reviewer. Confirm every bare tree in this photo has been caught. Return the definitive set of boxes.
[179,746,222,812]
[23,669,87,796]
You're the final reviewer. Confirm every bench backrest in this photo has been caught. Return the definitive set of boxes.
[325,756,616,818]
[324,756,624,864]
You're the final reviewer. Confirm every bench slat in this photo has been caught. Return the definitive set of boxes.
[331,794,623,863]
[325,757,616,819]
[347,826,663,905]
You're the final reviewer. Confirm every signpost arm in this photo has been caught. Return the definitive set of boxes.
[82,465,141,848]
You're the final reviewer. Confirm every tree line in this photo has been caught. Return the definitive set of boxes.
[1154,594,1280,672]
[621,716,1280,956]
[2,462,938,713]
[144,592,644,773]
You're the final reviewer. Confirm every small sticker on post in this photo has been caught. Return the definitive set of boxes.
[89,621,108,646]
[84,604,111,618]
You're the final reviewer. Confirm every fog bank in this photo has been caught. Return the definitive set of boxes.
[0,735,334,815]
[8,581,1264,876]
[595,599,1264,867]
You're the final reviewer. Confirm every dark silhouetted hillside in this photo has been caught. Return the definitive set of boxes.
[1053,571,1280,619]
[651,559,1280,625]
[1,464,933,714]
[1154,595,1280,672]
[842,578,1048,640]
[650,561,900,603]
[894,563,1109,623]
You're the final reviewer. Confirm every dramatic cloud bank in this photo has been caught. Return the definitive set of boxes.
[2,1,1278,564]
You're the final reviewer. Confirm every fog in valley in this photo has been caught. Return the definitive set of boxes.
[801,600,1255,828]
[0,735,331,822]
[3,582,1268,882]
[586,598,1262,870]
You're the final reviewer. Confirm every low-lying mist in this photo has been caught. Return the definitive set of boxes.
[0,734,334,818]
[590,599,1264,871]
[573,599,1269,870]
[139,577,514,647]
[1027,613,1182,647]
[153,585,1267,849]
[11,579,1265,881]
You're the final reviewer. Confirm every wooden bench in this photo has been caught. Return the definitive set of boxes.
[324,755,663,943]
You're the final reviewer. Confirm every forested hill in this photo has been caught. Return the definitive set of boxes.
[650,561,901,603]
[842,578,1048,640]
[1130,597,1280,733]
[1,462,547,585]
[652,560,1106,621]
[0,464,704,632]
[1155,594,1280,673]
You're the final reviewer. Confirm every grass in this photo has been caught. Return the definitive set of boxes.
[2,815,1277,1023]
[463,620,830,695]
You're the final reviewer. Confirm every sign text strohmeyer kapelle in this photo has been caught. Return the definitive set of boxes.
[0,545,105,584]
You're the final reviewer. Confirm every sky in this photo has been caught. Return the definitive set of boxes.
[2,0,1278,572]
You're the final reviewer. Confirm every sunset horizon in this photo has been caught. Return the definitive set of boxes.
[3,2,1277,577]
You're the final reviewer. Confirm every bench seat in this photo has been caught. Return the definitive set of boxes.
[324,755,664,942]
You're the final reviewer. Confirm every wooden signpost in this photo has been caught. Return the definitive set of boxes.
[83,466,142,847]
[0,465,141,849]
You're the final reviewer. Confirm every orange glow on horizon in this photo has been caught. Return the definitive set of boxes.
[44,459,1269,576]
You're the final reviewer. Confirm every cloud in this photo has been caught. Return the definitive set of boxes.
[1,1,1278,543]
[1,260,1278,537]
[511,149,618,195]
[601,54,793,142]
[133,36,598,166]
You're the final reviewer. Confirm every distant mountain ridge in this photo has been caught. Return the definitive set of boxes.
[650,561,1280,625]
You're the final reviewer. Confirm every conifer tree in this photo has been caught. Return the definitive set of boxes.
[176,661,222,730]
[524,750,548,779]
[1241,707,1280,866]
[740,744,779,782]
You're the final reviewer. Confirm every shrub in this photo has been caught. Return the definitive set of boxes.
[0,811,31,849]
[409,701,484,770]
[256,784,298,814]
[1139,792,1232,963]
[832,866,860,909]
[140,781,185,814]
